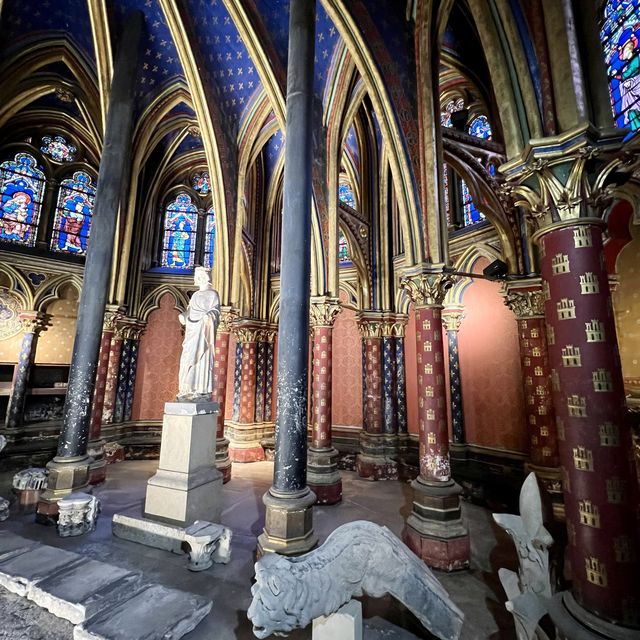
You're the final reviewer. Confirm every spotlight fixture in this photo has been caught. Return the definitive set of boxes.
[443,259,530,282]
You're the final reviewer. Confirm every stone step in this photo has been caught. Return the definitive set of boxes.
[29,558,143,625]
[73,583,213,640]
[0,530,41,563]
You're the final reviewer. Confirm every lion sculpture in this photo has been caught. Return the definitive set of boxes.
[248,520,464,639]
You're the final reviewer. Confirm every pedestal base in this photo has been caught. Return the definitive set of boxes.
[357,433,399,480]
[307,447,342,505]
[87,439,107,485]
[226,421,273,462]
[257,487,317,556]
[36,456,91,524]
[549,592,640,639]
[215,437,232,483]
[402,478,469,572]
[143,402,222,527]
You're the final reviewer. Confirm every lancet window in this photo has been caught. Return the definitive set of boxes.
[162,193,199,269]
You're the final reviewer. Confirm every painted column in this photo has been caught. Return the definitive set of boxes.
[113,336,132,424]
[37,12,143,516]
[307,297,342,505]
[101,327,124,425]
[503,279,563,518]
[5,311,46,430]
[227,322,265,462]
[213,307,235,483]
[401,270,470,571]
[258,0,317,556]
[395,328,409,456]
[538,221,640,628]
[442,307,465,445]
[123,323,144,422]
[87,307,121,484]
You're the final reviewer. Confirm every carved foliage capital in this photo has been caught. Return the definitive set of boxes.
[442,309,464,332]
[218,307,238,333]
[357,313,407,338]
[503,289,545,319]
[309,297,341,328]
[19,311,47,335]
[400,271,455,307]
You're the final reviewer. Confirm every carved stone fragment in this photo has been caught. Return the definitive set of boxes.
[183,520,232,571]
[57,492,100,537]
[12,467,48,491]
[0,497,9,522]
[248,520,464,640]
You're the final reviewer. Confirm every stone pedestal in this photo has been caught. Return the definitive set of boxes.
[36,457,91,524]
[143,402,222,527]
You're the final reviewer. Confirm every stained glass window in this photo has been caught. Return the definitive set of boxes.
[50,172,96,255]
[468,115,492,139]
[204,206,216,269]
[40,135,76,162]
[338,229,352,266]
[192,171,210,195]
[440,98,465,128]
[442,163,451,223]
[601,1,640,132]
[0,153,45,246]
[461,180,485,227]
[339,182,356,209]
[161,193,199,269]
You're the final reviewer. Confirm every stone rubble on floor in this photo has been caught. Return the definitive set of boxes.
[0,530,212,640]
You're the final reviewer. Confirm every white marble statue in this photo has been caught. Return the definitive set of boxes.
[248,521,464,640]
[177,267,220,401]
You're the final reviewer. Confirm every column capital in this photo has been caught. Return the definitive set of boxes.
[309,296,341,328]
[103,307,124,332]
[400,265,455,307]
[218,306,239,333]
[502,278,545,319]
[233,319,270,343]
[357,311,408,338]
[120,318,146,340]
[18,311,47,335]
[441,306,464,332]
[500,127,637,233]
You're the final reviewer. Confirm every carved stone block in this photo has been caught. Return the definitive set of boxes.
[57,492,100,537]
[0,497,9,522]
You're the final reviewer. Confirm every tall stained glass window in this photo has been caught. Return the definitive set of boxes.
[162,193,199,269]
[204,206,216,269]
[338,229,352,266]
[338,182,356,209]
[0,153,45,246]
[192,171,210,195]
[40,135,76,162]
[468,115,492,139]
[461,180,485,227]
[601,1,640,132]
[51,171,96,254]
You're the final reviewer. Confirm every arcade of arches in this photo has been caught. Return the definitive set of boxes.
[0,1,639,638]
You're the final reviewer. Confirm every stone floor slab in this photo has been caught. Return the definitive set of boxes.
[0,544,83,597]
[0,530,40,563]
[28,558,143,625]
[73,583,212,640]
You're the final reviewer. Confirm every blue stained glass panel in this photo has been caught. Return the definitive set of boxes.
[204,207,216,269]
[162,193,198,269]
[41,135,76,163]
[461,180,485,227]
[0,153,45,247]
[338,182,356,209]
[192,171,210,195]
[338,229,352,266]
[440,98,465,128]
[468,115,492,139]
[601,0,640,132]
[51,172,96,255]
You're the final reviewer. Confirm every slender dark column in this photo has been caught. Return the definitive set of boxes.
[442,307,465,444]
[258,0,317,556]
[37,13,143,514]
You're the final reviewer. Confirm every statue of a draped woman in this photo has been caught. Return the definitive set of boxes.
[177,267,220,401]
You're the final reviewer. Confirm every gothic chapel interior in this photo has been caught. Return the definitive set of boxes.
[0,0,639,639]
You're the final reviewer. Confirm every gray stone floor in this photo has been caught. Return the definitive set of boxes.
[0,461,517,639]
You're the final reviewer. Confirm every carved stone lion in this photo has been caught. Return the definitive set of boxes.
[248,520,464,639]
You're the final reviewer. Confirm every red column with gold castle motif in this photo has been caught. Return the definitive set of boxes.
[307,297,342,504]
[212,307,235,482]
[401,270,469,571]
[539,221,640,629]
[504,280,562,518]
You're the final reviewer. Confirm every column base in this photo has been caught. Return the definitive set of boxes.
[36,455,92,524]
[549,592,640,639]
[307,447,342,505]
[215,437,232,483]
[357,432,399,480]
[525,462,564,522]
[257,487,318,557]
[402,477,469,572]
[87,439,107,485]
[226,421,272,462]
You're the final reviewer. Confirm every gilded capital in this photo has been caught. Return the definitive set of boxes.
[400,269,455,307]
[309,297,341,328]
[442,308,464,332]
[502,281,545,319]
[218,306,238,333]
[19,311,47,335]
[357,312,407,338]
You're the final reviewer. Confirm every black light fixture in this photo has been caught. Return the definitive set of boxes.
[444,259,529,282]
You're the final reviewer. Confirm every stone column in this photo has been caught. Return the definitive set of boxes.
[258,0,317,556]
[537,221,640,628]
[5,312,46,430]
[442,306,465,445]
[212,307,235,483]
[122,323,144,422]
[395,325,409,456]
[87,307,121,484]
[37,12,143,518]
[503,279,563,518]
[307,296,342,505]
[401,269,470,571]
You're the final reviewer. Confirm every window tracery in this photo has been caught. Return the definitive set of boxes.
[467,115,492,140]
[161,193,199,269]
[40,135,77,162]
[338,228,352,266]
[192,171,211,195]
